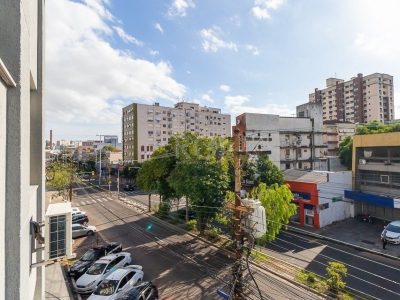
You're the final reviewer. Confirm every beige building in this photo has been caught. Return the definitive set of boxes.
[122,102,231,162]
[303,73,394,123]
[323,122,356,156]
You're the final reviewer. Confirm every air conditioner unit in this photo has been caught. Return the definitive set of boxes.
[241,198,267,238]
[359,159,366,165]
[44,203,73,261]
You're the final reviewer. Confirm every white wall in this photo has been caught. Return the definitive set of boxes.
[318,171,352,227]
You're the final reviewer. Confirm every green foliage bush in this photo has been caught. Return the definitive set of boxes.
[186,219,197,231]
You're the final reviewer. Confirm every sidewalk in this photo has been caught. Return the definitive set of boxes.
[289,218,400,259]
[45,262,74,299]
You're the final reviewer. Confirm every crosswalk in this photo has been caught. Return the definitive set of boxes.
[74,197,112,207]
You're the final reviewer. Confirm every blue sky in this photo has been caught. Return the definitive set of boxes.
[46,0,400,141]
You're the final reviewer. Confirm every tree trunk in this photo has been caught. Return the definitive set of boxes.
[148,194,151,212]
[69,184,72,202]
[185,197,189,223]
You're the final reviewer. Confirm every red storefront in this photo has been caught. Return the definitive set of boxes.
[286,180,321,229]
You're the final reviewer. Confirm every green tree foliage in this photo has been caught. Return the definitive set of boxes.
[326,261,348,294]
[254,155,284,186]
[102,144,118,152]
[122,163,141,182]
[356,120,400,135]
[338,136,353,170]
[250,183,296,242]
[46,162,79,201]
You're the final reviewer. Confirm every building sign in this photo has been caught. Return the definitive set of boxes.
[292,191,311,201]
[394,198,400,209]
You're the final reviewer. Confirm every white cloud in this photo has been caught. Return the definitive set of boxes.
[200,27,238,53]
[251,0,285,20]
[46,0,185,138]
[168,0,195,17]
[220,84,231,92]
[155,23,164,34]
[149,50,159,56]
[224,94,293,116]
[245,44,260,56]
[201,94,214,103]
[113,26,143,46]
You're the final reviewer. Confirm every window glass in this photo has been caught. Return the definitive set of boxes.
[93,280,119,296]
[87,263,107,275]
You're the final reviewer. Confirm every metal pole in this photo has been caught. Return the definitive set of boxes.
[99,143,102,186]
[117,164,120,199]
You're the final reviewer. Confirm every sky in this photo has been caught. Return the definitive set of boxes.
[46,0,400,141]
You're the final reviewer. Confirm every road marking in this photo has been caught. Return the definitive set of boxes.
[97,199,103,203]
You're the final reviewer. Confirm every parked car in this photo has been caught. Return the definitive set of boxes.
[73,214,89,225]
[88,265,144,300]
[75,252,132,294]
[69,242,123,278]
[381,220,400,244]
[72,207,86,216]
[116,282,158,300]
[123,184,135,191]
[72,224,97,239]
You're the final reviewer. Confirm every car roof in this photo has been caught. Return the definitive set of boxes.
[105,268,134,280]
[96,252,130,264]
[389,220,400,226]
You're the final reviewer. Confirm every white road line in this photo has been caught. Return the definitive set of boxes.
[97,199,103,203]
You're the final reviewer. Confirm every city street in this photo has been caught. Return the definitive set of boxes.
[266,230,400,299]
[71,182,322,300]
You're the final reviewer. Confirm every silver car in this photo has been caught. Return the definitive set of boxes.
[381,220,400,244]
[72,224,97,239]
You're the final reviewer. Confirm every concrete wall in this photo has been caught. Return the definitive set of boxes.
[0,77,6,300]
[318,171,353,227]
[0,0,45,299]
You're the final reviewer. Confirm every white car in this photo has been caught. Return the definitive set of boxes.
[381,220,400,244]
[75,252,132,294]
[72,207,86,217]
[88,265,144,300]
[72,224,97,239]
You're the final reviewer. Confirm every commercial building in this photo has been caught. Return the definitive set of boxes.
[299,73,394,123]
[285,170,353,229]
[323,121,356,156]
[345,132,400,220]
[122,102,231,163]
[0,0,45,299]
[236,106,327,171]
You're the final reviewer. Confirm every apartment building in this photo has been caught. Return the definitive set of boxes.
[323,121,356,156]
[303,73,394,123]
[0,0,45,299]
[345,132,400,221]
[236,106,327,171]
[122,102,231,162]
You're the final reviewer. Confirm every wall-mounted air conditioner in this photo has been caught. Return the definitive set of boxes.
[44,202,73,261]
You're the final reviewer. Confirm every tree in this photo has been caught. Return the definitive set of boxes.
[102,144,118,152]
[326,261,347,294]
[46,161,79,201]
[250,183,296,242]
[255,155,284,186]
[169,159,229,234]
[338,136,352,170]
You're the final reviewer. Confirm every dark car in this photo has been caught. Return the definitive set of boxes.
[68,242,122,278]
[124,184,135,191]
[72,214,89,225]
[116,282,158,300]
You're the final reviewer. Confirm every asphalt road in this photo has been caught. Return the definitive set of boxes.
[72,182,322,300]
[266,230,400,300]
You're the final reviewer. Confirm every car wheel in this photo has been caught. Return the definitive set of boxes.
[87,230,94,236]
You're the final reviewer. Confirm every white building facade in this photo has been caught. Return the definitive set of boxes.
[236,108,327,171]
[122,102,231,163]
[0,0,45,299]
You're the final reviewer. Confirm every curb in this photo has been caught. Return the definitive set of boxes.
[61,264,82,300]
[287,227,400,261]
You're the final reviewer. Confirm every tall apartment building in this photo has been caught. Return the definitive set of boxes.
[122,102,231,162]
[1,1,45,299]
[236,104,327,171]
[323,121,356,156]
[302,73,394,123]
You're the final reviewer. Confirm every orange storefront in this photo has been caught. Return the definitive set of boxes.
[286,180,321,229]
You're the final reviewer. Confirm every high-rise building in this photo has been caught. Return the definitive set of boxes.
[122,102,231,163]
[300,73,394,123]
[1,1,45,299]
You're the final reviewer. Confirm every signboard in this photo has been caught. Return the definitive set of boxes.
[394,198,400,209]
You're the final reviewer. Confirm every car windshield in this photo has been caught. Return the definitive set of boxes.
[93,280,119,296]
[87,263,107,275]
[81,249,101,261]
[387,224,400,233]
